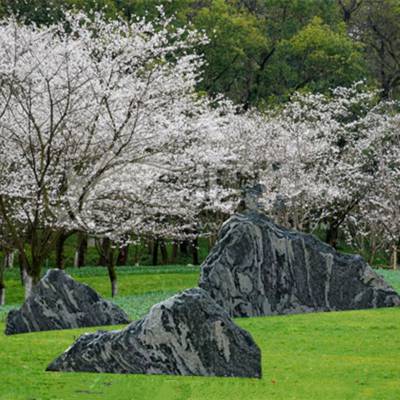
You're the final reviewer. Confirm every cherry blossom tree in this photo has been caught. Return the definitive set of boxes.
[354,114,400,268]
[74,102,269,267]
[0,10,220,297]
[237,82,399,271]
[259,84,397,247]
[81,80,400,270]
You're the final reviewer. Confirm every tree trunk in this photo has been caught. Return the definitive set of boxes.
[207,236,213,252]
[369,249,377,266]
[116,245,129,266]
[3,250,15,268]
[393,245,398,270]
[111,276,118,297]
[152,239,159,266]
[191,238,199,265]
[0,285,5,306]
[105,240,118,297]
[55,232,68,270]
[18,251,35,298]
[23,271,33,299]
[368,233,377,265]
[180,240,189,256]
[147,240,153,255]
[108,258,118,297]
[160,241,168,265]
[132,243,140,265]
[170,242,178,264]
[74,233,88,268]
[326,223,339,249]
[97,238,108,266]
[18,251,25,286]
[99,237,118,297]
[31,256,42,286]
[0,261,5,305]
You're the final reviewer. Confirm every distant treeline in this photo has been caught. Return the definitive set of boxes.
[1,0,399,107]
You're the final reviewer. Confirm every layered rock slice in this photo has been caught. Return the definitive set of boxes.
[199,211,400,317]
[47,288,262,378]
[5,269,129,335]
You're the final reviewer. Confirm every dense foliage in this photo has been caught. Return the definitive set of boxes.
[1,0,399,106]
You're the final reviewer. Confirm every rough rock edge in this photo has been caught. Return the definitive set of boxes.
[199,211,400,317]
[5,269,130,335]
[47,288,262,378]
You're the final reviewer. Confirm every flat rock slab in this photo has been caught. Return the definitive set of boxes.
[5,269,129,335]
[47,288,262,378]
[199,211,400,317]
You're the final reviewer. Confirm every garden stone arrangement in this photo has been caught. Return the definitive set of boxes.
[5,269,130,335]
[47,288,262,378]
[200,211,400,317]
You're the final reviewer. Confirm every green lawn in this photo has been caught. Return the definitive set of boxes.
[1,265,200,306]
[377,269,400,292]
[0,267,399,400]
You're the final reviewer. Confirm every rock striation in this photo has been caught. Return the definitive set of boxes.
[5,269,129,335]
[47,288,262,378]
[199,211,400,317]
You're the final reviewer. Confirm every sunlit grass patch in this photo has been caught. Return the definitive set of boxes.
[0,308,399,400]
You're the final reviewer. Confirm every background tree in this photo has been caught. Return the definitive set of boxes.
[274,17,366,98]
[0,0,379,106]
[351,0,400,99]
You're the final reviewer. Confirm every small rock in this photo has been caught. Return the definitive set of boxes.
[5,269,129,335]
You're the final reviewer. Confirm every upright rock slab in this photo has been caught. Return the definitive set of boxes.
[47,288,262,378]
[5,269,129,335]
[200,211,400,317]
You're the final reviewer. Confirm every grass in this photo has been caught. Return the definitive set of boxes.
[2,265,398,309]
[0,267,399,399]
[112,291,180,321]
[377,269,400,291]
[0,309,399,400]
[1,265,200,306]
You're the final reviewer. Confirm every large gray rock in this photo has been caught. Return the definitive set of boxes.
[5,269,129,335]
[199,211,400,317]
[47,288,262,378]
